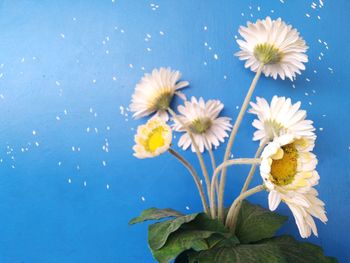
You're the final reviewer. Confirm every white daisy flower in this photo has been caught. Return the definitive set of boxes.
[172,97,232,153]
[133,118,172,159]
[235,17,308,81]
[250,96,316,147]
[260,134,327,238]
[130,67,189,121]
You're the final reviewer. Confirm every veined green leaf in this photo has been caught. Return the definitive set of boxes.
[129,208,183,225]
[235,201,287,243]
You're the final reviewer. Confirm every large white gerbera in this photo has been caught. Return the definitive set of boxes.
[235,17,308,81]
[172,97,232,153]
[260,134,327,238]
[133,118,172,159]
[130,67,189,121]
[249,96,316,146]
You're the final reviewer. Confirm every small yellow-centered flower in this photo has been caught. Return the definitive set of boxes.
[133,118,172,159]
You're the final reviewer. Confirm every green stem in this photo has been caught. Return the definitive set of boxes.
[209,158,261,219]
[218,63,264,221]
[225,185,265,230]
[240,141,267,194]
[168,108,212,216]
[208,147,219,199]
[169,148,210,214]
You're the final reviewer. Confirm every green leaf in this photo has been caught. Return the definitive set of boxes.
[188,243,285,263]
[152,230,213,263]
[174,251,191,263]
[183,213,229,233]
[129,208,183,225]
[264,235,339,263]
[148,214,198,250]
[185,234,338,263]
[235,200,287,244]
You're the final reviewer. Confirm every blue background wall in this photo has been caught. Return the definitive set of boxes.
[0,0,348,262]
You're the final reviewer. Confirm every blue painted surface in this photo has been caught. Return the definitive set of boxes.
[0,0,349,262]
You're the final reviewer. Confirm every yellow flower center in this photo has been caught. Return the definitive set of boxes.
[270,143,298,186]
[145,127,166,152]
[154,91,173,110]
[189,118,212,134]
[254,43,283,64]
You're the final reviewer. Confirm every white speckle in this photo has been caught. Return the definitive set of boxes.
[292,84,296,89]
[141,196,146,202]
[68,178,72,184]
[112,76,117,81]
[60,33,65,38]
[92,79,97,84]
[72,17,77,21]
[186,206,190,210]
[119,106,125,115]
[102,160,107,166]
[279,0,284,3]
[306,78,311,82]
[106,184,110,189]
[309,101,313,106]
[21,57,25,63]
[55,81,60,86]
[223,75,227,80]
[84,181,87,187]
[319,127,324,131]
[35,142,39,147]
[0,73,3,79]
[32,130,36,135]
[86,127,90,133]
[203,25,208,31]
[105,50,109,54]
[236,106,239,110]
[241,12,245,16]
[306,13,311,18]
[203,61,207,66]
[120,29,125,33]
[159,31,164,35]
[305,92,309,96]
[213,54,219,60]
[146,47,152,52]
[129,64,134,68]
[58,161,62,166]
[64,109,68,115]
[56,116,61,121]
